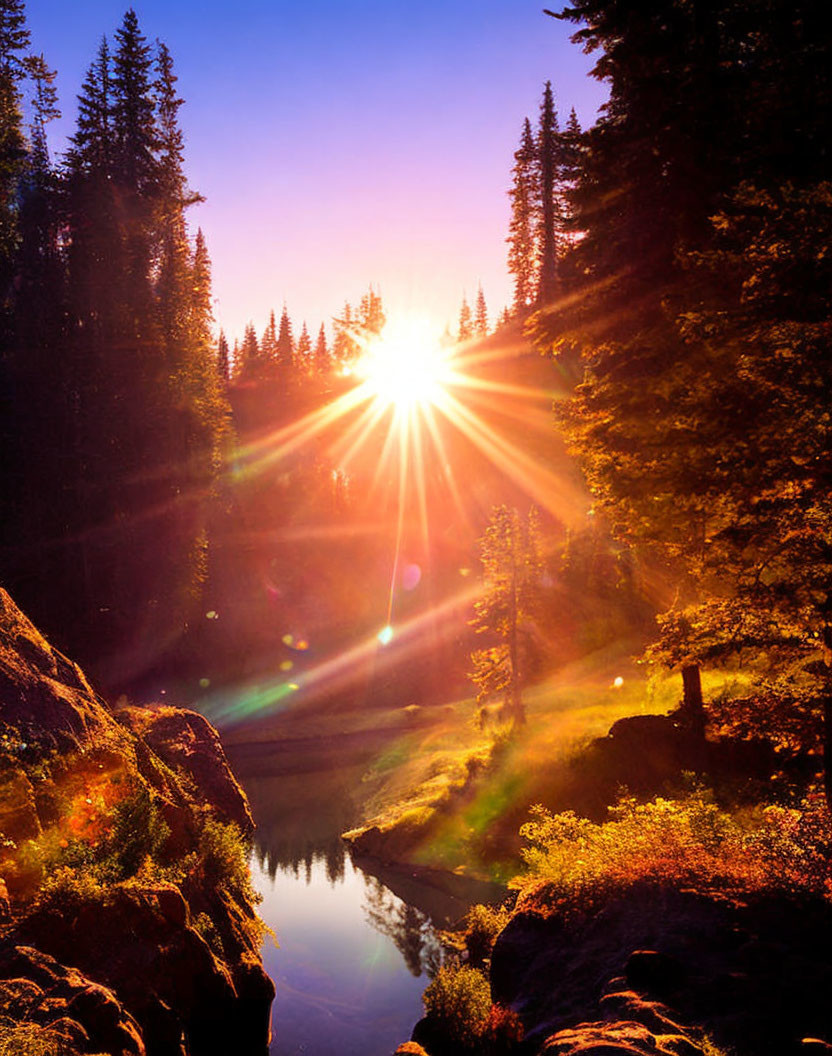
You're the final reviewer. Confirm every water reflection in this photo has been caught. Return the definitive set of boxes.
[226,739,503,1054]
[363,877,442,978]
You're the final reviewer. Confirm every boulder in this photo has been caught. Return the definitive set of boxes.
[541,1020,705,1055]
[0,944,145,1055]
[0,588,121,757]
[118,705,253,832]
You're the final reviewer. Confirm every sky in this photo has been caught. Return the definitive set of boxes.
[26,1,607,343]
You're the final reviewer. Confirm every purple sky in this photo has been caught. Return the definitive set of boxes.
[27,1,606,342]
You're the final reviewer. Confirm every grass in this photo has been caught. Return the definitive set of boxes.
[394,655,674,877]
[342,653,761,878]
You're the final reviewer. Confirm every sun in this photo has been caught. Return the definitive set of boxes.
[357,315,452,411]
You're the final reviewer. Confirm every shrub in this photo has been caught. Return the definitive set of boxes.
[97,784,170,881]
[194,910,225,958]
[513,790,832,914]
[34,864,103,914]
[422,964,491,1046]
[198,816,256,902]
[461,903,512,966]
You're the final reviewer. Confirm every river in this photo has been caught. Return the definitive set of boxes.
[226,737,502,1055]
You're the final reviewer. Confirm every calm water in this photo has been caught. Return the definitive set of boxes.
[255,853,439,1055]
[227,739,501,1055]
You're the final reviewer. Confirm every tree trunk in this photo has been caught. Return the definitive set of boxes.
[680,663,705,737]
[824,694,832,815]
[508,558,525,727]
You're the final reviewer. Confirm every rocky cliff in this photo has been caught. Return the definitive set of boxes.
[0,589,274,1055]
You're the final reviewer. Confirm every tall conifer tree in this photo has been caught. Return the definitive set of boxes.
[276,305,294,372]
[506,117,538,313]
[458,295,472,341]
[474,285,488,338]
[536,81,560,306]
[296,321,311,374]
[314,323,331,376]
[0,0,30,317]
[217,330,230,383]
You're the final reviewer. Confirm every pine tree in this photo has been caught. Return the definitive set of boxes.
[18,54,61,317]
[474,284,488,338]
[506,117,538,313]
[0,0,30,313]
[457,295,472,341]
[296,321,312,374]
[111,9,156,194]
[314,322,331,376]
[237,322,259,378]
[260,308,277,368]
[184,227,230,469]
[332,301,353,367]
[333,289,384,366]
[470,506,543,727]
[66,37,112,175]
[65,37,125,338]
[543,0,832,755]
[154,40,201,363]
[357,286,384,335]
[217,330,230,383]
[536,81,560,306]
[276,304,294,372]
[557,107,582,255]
[111,9,158,329]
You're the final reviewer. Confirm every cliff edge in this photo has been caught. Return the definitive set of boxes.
[0,588,274,1055]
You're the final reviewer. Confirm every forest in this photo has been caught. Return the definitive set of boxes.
[2,1,832,1055]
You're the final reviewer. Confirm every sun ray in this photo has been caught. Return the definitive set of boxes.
[411,408,432,558]
[420,401,472,535]
[435,388,585,521]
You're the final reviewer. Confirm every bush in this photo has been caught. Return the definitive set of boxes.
[194,910,225,958]
[102,785,170,880]
[34,864,104,915]
[198,816,256,902]
[422,964,491,1046]
[513,790,832,914]
[461,903,512,966]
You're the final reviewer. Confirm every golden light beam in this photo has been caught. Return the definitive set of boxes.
[234,382,371,479]
[435,389,586,522]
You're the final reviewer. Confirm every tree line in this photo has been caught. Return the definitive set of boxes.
[504,1,832,793]
[0,3,230,675]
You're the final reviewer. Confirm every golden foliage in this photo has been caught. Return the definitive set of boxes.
[513,790,832,914]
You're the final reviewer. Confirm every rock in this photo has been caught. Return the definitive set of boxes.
[118,705,253,832]
[491,885,832,1056]
[0,588,121,757]
[22,883,235,1053]
[541,1020,705,1055]
[601,991,686,1035]
[395,1044,429,1055]
[0,590,273,1054]
[21,880,274,1056]
[625,950,687,999]
[0,944,145,1055]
